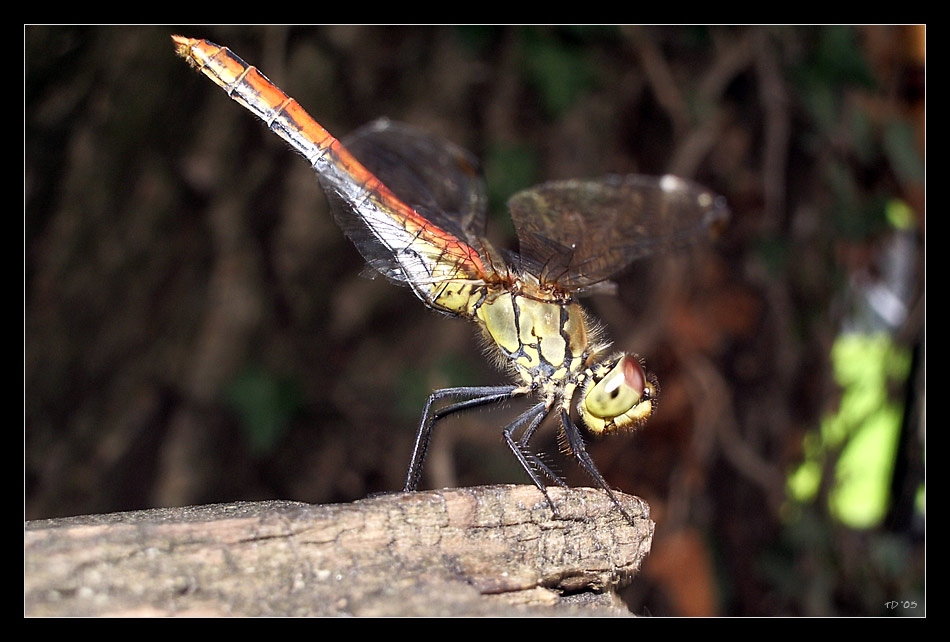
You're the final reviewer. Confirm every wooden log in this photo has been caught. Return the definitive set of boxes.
[25,485,653,617]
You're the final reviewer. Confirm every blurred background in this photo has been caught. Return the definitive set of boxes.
[25,25,924,616]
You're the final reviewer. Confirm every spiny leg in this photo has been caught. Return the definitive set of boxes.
[501,402,564,517]
[509,404,568,490]
[515,406,566,488]
[404,385,521,493]
[559,409,635,524]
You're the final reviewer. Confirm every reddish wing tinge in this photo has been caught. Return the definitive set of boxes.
[508,174,730,291]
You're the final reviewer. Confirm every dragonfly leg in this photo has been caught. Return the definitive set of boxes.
[558,409,635,525]
[500,402,569,519]
[515,408,569,489]
[404,385,521,493]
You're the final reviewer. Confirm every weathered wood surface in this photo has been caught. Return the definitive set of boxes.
[25,485,653,617]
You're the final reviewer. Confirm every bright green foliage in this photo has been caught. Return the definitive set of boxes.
[787,333,913,528]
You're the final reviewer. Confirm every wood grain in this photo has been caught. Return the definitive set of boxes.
[25,485,653,616]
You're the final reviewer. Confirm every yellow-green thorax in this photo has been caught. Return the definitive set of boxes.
[473,278,592,388]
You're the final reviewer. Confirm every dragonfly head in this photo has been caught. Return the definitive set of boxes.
[578,353,658,435]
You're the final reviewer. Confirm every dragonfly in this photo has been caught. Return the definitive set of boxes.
[173,35,729,523]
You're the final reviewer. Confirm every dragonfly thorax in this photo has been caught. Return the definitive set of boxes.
[474,285,593,387]
[473,284,658,435]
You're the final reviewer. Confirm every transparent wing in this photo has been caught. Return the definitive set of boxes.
[341,119,489,247]
[322,119,496,286]
[507,174,730,290]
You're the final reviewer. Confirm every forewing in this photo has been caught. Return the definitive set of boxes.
[507,174,729,290]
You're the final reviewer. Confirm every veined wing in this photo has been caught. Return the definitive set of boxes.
[329,119,499,286]
[508,174,730,291]
[172,36,489,309]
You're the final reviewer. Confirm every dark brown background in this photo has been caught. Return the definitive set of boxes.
[25,25,925,616]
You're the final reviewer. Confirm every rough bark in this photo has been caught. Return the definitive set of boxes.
[25,485,653,617]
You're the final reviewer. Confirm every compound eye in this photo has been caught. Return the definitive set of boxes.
[584,356,646,419]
